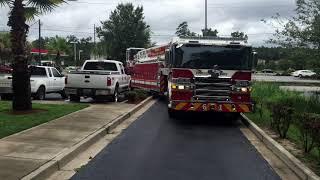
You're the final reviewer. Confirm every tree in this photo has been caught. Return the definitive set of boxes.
[97,3,151,63]
[176,21,197,37]
[0,32,12,64]
[231,31,248,39]
[202,28,218,37]
[46,36,71,68]
[0,0,65,111]
[266,0,320,50]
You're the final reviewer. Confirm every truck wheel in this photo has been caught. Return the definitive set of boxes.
[112,85,119,103]
[1,94,12,100]
[60,90,68,99]
[36,86,46,100]
[70,95,80,102]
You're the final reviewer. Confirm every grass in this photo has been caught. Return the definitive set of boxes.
[246,82,320,174]
[0,101,88,139]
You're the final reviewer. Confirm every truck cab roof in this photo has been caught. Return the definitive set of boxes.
[172,36,251,47]
[84,60,123,64]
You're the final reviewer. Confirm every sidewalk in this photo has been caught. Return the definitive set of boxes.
[0,103,135,180]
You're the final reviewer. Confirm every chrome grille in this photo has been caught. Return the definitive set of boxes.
[194,77,231,101]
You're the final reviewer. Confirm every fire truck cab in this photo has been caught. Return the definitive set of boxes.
[129,37,255,117]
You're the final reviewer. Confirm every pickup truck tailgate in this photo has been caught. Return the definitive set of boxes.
[66,72,110,89]
[0,74,12,93]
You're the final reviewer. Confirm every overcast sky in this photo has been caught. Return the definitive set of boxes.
[0,0,297,46]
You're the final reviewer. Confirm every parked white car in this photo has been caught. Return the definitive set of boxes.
[291,70,316,78]
[0,66,66,100]
[65,60,130,102]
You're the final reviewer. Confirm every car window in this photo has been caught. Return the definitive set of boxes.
[83,62,118,71]
[52,68,62,77]
[30,67,47,77]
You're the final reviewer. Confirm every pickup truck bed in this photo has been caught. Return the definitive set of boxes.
[65,60,130,102]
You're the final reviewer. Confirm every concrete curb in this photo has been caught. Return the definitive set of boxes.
[241,113,320,180]
[22,97,153,180]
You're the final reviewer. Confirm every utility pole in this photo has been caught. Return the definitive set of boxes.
[94,24,96,59]
[38,19,41,65]
[205,0,208,31]
[70,42,77,66]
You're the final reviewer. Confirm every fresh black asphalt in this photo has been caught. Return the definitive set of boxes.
[72,101,281,180]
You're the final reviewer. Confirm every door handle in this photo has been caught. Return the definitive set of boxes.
[84,80,90,83]
[85,76,90,78]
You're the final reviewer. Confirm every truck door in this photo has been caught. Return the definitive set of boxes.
[45,67,55,92]
[51,68,64,92]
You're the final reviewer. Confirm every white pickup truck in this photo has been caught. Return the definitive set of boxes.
[65,60,130,102]
[0,66,66,100]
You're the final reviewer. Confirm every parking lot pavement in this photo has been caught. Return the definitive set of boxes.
[253,75,320,84]
[73,101,281,180]
[0,102,135,180]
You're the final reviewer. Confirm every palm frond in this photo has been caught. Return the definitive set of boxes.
[27,0,66,13]
[25,7,40,21]
[0,0,11,7]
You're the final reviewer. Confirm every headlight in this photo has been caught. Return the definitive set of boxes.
[241,87,248,92]
[171,84,192,90]
[178,85,185,90]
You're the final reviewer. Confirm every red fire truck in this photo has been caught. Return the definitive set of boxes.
[127,37,256,117]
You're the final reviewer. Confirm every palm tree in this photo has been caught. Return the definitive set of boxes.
[46,36,71,68]
[0,0,65,111]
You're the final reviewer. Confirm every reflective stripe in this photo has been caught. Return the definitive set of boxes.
[239,104,250,112]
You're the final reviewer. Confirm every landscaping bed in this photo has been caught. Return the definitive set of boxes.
[125,89,150,104]
[0,101,88,139]
[246,82,320,176]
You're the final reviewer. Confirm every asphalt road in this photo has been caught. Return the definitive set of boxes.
[72,101,280,180]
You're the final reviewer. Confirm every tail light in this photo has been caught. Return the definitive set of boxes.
[65,75,68,84]
[107,77,112,86]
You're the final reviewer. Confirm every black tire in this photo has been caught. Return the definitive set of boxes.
[1,94,12,100]
[298,74,303,78]
[129,81,134,91]
[70,95,80,102]
[112,85,119,102]
[36,86,46,100]
[60,90,68,99]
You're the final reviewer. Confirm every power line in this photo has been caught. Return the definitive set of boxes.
[68,0,294,9]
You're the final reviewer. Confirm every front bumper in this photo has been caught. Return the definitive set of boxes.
[65,88,112,97]
[169,101,253,113]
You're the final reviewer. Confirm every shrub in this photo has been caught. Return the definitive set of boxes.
[125,89,148,103]
[269,101,294,138]
[126,91,138,103]
[295,113,320,153]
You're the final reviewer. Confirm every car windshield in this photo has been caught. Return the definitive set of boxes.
[173,44,252,70]
[83,62,118,71]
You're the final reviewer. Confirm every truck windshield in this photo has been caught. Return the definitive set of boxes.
[83,62,118,71]
[174,45,252,70]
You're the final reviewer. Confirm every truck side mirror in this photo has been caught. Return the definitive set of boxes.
[165,49,170,65]
[252,52,258,69]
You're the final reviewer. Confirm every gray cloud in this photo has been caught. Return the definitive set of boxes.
[0,0,297,46]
